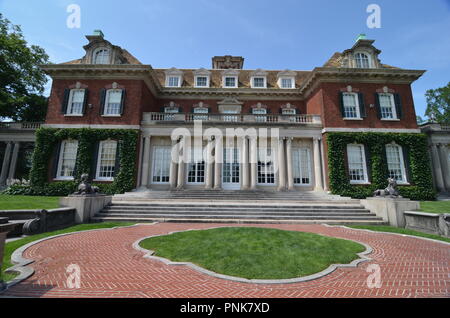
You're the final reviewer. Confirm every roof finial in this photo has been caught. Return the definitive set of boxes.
[356,33,367,42]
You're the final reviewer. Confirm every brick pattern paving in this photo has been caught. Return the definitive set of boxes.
[1,223,449,298]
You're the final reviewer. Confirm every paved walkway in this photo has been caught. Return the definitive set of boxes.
[1,223,449,298]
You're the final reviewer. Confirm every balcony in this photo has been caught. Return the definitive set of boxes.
[0,122,42,130]
[143,113,322,125]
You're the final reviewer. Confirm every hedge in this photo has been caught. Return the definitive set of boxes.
[3,128,139,196]
[327,132,436,201]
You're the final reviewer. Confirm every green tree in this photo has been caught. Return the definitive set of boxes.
[0,14,50,121]
[425,82,450,124]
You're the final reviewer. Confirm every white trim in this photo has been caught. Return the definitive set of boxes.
[250,76,267,89]
[42,124,140,129]
[278,77,295,89]
[385,143,408,184]
[151,146,171,184]
[347,144,369,184]
[342,92,361,119]
[378,93,398,120]
[66,89,85,115]
[222,76,238,88]
[194,75,210,88]
[322,128,421,134]
[55,140,78,181]
[103,89,123,116]
[95,140,117,181]
[92,47,111,65]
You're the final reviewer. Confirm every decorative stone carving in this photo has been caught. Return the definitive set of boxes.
[373,178,402,198]
[73,173,100,196]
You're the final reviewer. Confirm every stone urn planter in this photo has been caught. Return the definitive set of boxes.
[0,217,15,290]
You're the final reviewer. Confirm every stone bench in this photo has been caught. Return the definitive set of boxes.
[404,211,450,238]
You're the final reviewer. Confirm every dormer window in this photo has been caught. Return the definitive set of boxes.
[165,68,183,88]
[354,52,371,68]
[252,77,266,88]
[222,70,239,88]
[93,48,110,64]
[224,76,237,88]
[277,70,296,89]
[193,68,211,88]
[195,76,208,87]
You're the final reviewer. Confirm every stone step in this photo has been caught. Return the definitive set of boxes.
[102,208,371,214]
[91,216,385,225]
[104,204,367,210]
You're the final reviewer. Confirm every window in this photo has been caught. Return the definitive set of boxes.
[187,147,205,184]
[195,76,208,87]
[193,107,208,121]
[342,93,360,119]
[252,108,267,122]
[93,49,110,64]
[56,140,78,180]
[224,77,237,88]
[386,144,407,183]
[104,89,122,116]
[252,77,266,88]
[164,105,179,120]
[67,89,85,115]
[167,76,181,87]
[280,78,294,89]
[96,141,117,180]
[282,108,296,115]
[347,144,368,184]
[379,93,397,119]
[257,148,275,185]
[292,148,311,185]
[152,147,171,183]
[354,53,370,68]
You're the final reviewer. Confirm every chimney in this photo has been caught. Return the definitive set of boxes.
[212,56,244,69]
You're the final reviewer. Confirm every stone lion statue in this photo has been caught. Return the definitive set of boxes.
[74,173,100,195]
[373,178,401,198]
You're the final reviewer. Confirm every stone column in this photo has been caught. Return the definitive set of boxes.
[242,137,249,189]
[7,142,20,181]
[140,136,151,187]
[286,137,294,190]
[169,139,178,190]
[205,137,214,189]
[177,137,186,189]
[277,138,286,191]
[0,142,12,186]
[250,137,258,190]
[431,144,445,192]
[437,144,450,192]
[313,138,324,191]
[214,137,223,189]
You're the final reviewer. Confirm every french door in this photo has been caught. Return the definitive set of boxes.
[222,147,240,189]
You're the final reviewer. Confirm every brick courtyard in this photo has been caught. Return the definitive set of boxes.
[1,223,449,298]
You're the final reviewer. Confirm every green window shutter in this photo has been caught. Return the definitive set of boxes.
[113,141,121,178]
[52,141,62,178]
[119,89,126,115]
[358,93,367,118]
[90,142,100,180]
[99,89,107,115]
[402,146,412,183]
[82,89,89,115]
[61,89,70,114]
[394,93,403,119]
[339,92,345,118]
[374,93,381,119]
[364,145,371,182]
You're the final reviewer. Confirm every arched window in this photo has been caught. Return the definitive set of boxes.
[354,53,370,68]
[93,48,110,64]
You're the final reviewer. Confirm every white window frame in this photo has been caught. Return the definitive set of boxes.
[66,89,85,116]
[55,140,78,180]
[342,92,361,119]
[347,144,369,184]
[282,108,296,115]
[186,147,205,184]
[194,76,209,88]
[257,147,276,185]
[193,107,208,121]
[94,140,118,181]
[354,52,371,68]
[151,146,171,184]
[223,76,238,88]
[252,108,267,122]
[102,89,123,117]
[385,144,408,184]
[166,76,182,88]
[292,148,312,186]
[93,48,110,64]
[379,93,398,120]
[251,76,267,89]
[279,77,295,89]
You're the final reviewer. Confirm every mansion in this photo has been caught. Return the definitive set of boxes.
[2,31,447,198]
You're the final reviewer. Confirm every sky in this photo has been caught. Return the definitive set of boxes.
[1,0,449,117]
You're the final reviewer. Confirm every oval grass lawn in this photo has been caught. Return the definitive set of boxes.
[140,227,366,280]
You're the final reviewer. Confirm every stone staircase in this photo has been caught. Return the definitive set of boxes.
[92,190,384,225]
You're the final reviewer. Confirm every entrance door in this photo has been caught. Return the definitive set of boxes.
[222,147,240,189]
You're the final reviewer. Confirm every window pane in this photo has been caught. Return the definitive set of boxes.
[282,108,296,115]
[152,147,171,183]
[105,90,122,115]
[59,141,78,178]
[292,148,311,185]
[355,53,370,68]
[94,49,110,64]
[386,145,405,182]
[257,148,275,184]
[347,145,366,182]
[281,78,293,88]
[98,141,117,179]
[187,147,205,184]
[343,93,358,118]
[68,90,85,114]
[225,77,236,87]
[379,94,395,119]
[168,76,180,87]
[253,77,265,88]
[196,77,208,87]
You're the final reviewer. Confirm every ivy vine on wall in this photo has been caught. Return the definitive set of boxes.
[327,132,436,201]
[23,127,139,196]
